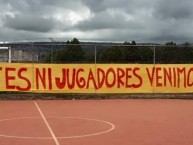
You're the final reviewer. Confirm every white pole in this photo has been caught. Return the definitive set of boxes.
[8,47,11,63]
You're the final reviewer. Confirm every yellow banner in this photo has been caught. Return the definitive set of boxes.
[0,63,193,93]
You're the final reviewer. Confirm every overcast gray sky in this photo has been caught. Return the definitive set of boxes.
[0,0,193,43]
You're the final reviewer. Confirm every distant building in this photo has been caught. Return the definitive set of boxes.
[11,49,38,62]
[0,48,38,63]
[0,49,8,62]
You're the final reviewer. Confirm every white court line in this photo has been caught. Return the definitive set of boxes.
[54,117,115,139]
[0,116,115,139]
[34,101,60,145]
[0,102,115,141]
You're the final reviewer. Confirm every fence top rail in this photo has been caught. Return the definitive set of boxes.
[1,43,193,48]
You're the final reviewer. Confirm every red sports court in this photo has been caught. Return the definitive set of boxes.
[0,99,193,145]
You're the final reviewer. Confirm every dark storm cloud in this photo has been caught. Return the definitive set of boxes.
[3,14,55,32]
[151,20,193,42]
[81,0,153,13]
[0,0,84,14]
[74,11,145,32]
[0,0,193,43]
[154,0,193,20]
[0,28,47,41]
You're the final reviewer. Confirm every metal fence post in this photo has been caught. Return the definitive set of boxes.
[32,43,34,63]
[94,45,97,97]
[153,45,156,64]
[49,38,54,63]
[95,45,97,65]
[52,44,54,63]
[32,42,35,99]
[153,45,156,97]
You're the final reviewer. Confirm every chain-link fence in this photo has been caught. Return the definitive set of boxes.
[1,42,193,64]
[0,41,193,99]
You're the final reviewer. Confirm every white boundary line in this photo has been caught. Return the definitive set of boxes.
[0,117,52,140]
[0,134,52,140]
[34,101,60,145]
[54,116,115,139]
[0,116,115,139]
[0,117,52,139]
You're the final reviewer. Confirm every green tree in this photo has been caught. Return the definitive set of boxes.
[63,38,85,62]
[184,42,190,46]
[122,41,140,62]
[53,38,85,63]
[157,41,178,63]
[123,40,136,45]
[138,47,153,63]
[98,46,123,63]
[123,41,131,45]
[165,41,176,46]
[131,40,136,45]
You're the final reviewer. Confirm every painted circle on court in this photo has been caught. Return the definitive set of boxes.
[0,117,115,139]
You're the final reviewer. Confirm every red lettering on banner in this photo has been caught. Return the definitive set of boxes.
[76,68,86,88]
[146,67,155,86]
[86,69,98,89]
[106,68,116,88]
[147,67,193,88]
[5,68,16,89]
[36,68,46,89]
[55,69,66,89]
[133,68,143,88]
[35,68,52,90]
[187,68,193,87]
[156,67,162,87]
[97,68,105,89]
[163,68,172,87]
[117,68,125,88]
[3,64,193,93]
[173,68,177,87]
[177,68,186,88]
[16,68,31,91]
[126,68,132,88]
[67,69,76,89]
[48,68,52,90]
